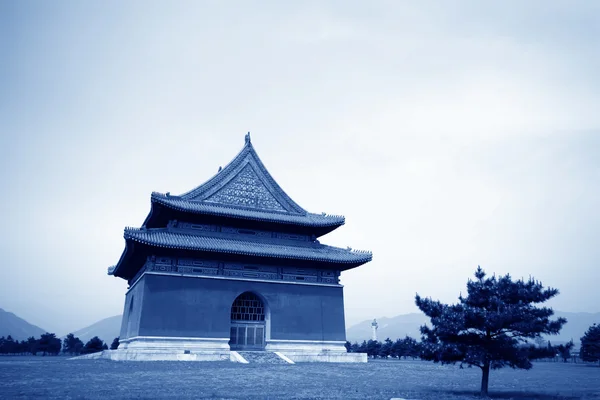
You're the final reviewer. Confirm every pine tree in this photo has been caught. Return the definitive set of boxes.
[110,337,120,350]
[16,340,28,355]
[82,336,106,354]
[3,336,16,354]
[403,336,421,359]
[391,338,402,359]
[344,341,351,353]
[366,339,381,358]
[580,323,600,365]
[62,333,84,355]
[415,266,566,397]
[379,338,393,359]
[358,340,367,353]
[26,337,38,355]
[556,340,574,363]
[38,333,61,356]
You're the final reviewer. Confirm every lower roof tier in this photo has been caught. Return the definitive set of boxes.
[110,228,372,280]
[126,228,371,264]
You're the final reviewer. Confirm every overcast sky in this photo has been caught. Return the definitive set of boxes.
[1,1,599,335]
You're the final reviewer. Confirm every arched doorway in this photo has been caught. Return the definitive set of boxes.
[229,292,266,350]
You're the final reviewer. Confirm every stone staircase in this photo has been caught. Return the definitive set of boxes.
[237,351,290,364]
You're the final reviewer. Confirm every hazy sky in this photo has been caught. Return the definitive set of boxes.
[1,1,599,335]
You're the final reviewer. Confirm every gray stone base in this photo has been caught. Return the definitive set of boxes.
[109,349,229,361]
[108,336,229,361]
[71,349,229,361]
[279,351,367,363]
[118,336,230,352]
[69,336,367,363]
[266,339,367,363]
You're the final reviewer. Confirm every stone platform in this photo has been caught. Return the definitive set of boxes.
[72,349,366,363]
[265,339,367,363]
[70,337,367,363]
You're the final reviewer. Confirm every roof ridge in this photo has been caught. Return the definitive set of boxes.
[178,140,253,199]
[149,194,346,229]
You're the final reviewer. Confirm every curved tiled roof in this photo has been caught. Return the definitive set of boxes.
[123,228,372,265]
[179,136,305,213]
[144,137,345,231]
[111,136,373,281]
[152,192,345,227]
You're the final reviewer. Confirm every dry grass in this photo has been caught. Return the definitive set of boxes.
[0,357,599,399]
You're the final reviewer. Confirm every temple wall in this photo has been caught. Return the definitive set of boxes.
[136,274,346,342]
[119,278,146,339]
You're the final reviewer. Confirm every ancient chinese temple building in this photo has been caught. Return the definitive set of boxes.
[108,134,372,362]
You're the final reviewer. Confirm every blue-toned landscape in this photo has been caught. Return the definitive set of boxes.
[2,1,600,399]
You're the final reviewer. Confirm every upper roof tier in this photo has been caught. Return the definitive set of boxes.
[143,134,345,236]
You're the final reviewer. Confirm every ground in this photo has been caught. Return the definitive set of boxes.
[0,357,598,400]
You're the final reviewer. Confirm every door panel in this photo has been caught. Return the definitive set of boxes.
[230,323,265,350]
[246,326,254,346]
[255,327,264,346]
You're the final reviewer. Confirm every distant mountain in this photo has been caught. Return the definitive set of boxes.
[64,315,122,344]
[346,311,600,345]
[346,313,429,343]
[0,308,46,340]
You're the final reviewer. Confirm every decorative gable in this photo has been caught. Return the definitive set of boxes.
[178,136,308,214]
[204,165,286,211]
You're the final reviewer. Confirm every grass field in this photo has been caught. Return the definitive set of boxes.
[0,357,598,400]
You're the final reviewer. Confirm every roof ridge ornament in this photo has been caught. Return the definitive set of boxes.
[245,132,251,145]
